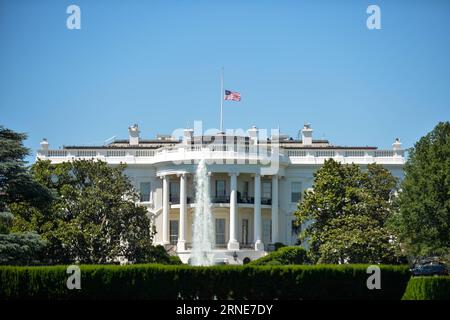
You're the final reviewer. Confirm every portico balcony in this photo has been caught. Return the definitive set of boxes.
[170,194,272,206]
[182,243,263,250]
[211,196,230,204]
[161,171,278,252]
[237,196,272,205]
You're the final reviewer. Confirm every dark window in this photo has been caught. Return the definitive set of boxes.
[170,181,180,203]
[291,182,302,203]
[243,181,249,198]
[215,180,226,197]
[169,220,179,245]
[139,182,151,202]
[241,219,249,245]
[215,218,226,245]
[263,219,272,244]
[262,182,271,199]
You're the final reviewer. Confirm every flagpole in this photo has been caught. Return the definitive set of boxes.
[220,67,224,133]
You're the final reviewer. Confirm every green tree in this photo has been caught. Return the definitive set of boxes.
[12,159,158,264]
[295,159,403,264]
[0,232,47,265]
[0,126,50,265]
[390,122,450,258]
[0,126,52,214]
[248,246,310,265]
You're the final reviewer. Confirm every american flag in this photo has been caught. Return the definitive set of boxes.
[224,90,241,101]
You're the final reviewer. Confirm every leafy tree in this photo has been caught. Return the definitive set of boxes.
[0,211,13,234]
[248,246,310,265]
[12,159,158,264]
[1,126,170,265]
[139,245,182,265]
[0,126,52,214]
[295,159,403,264]
[390,122,450,258]
[0,126,51,265]
[0,232,47,265]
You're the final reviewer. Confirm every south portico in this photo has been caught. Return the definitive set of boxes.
[155,164,284,260]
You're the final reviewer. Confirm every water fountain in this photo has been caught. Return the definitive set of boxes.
[190,159,215,266]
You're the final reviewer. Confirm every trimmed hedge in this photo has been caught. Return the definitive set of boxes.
[248,246,309,265]
[0,264,410,300]
[402,276,450,300]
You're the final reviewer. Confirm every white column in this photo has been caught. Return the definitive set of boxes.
[271,175,279,244]
[228,173,239,250]
[162,175,170,245]
[177,173,187,251]
[254,173,264,251]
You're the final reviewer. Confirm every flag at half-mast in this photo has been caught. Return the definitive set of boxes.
[224,90,241,101]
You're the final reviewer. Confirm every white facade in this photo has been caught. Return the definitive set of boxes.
[36,124,405,264]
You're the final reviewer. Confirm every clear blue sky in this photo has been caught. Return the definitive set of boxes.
[1,0,449,163]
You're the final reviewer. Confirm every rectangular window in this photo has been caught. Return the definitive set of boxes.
[215,218,226,245]
[291,182,302,203]
[262,181,271,204]
[139,182,151,202]
[170,181,180,203]
[169,220,179,245]
[243,181,249,198]
[215,180,226,197]
[241,219,249,245]
[263,219,272,244]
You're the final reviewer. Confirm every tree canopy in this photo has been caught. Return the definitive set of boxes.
[295,159,403,264]
[0,126,50,264]
[1,126,176,265]
[11,159,158,264]
[0,126,51,213]
[390,121,450,258]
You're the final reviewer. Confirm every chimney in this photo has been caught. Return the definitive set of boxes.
[183,128,194,144]
[128,124,140,146]
[40,138,49,150]
[392,138,403,156]
[392,138,402,150]
[248,126,259,145]
[301,123,313,145]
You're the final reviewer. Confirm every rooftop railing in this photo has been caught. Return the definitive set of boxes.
[286,149,399,157]
[40,149,156,158]
[37,144,404,164]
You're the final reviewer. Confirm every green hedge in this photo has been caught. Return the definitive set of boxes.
[0,264,410,300]
[402,276,450,300]
[248,246,309,265]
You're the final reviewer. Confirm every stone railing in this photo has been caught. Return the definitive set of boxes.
[146,145,282,164]
[37,145,404,165]
[40,149,156,158]
[286,149,400,158]
[286,148,404,165]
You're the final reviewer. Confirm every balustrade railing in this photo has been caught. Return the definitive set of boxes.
[39,146,401,160]
[374,150,394,157]
[211,196,230,204]
[286,149,401,158]
[107,150,126,157]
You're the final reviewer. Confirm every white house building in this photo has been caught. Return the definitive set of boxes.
[36,124,405,264]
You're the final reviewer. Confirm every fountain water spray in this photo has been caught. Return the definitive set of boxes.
[190,159,215,266]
